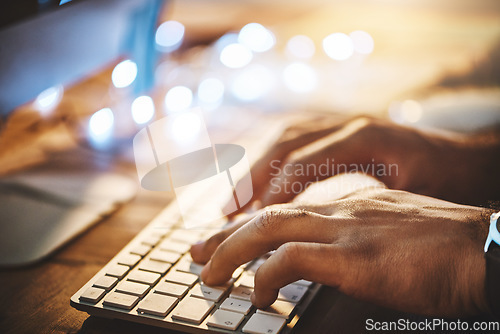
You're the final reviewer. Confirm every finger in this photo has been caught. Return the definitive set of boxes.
[190,218,248,264]
[192,202,335,264]
[251,242,343,308]
[224,119,350,217]
[201,209,344,286]
[222,147,296,216]
[259,117,379,207]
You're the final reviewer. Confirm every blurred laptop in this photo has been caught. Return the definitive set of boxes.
[0,0,166,266]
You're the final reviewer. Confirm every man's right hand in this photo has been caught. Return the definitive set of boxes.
[195,185,493,317]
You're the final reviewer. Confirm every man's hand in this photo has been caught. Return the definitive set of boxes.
[227,116,499,214]
[193,180,493,317]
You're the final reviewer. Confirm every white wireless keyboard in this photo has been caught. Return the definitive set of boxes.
[70,203,321,334]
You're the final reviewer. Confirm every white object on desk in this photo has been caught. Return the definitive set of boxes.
[0,170,137,266]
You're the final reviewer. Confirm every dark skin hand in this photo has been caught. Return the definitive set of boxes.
[193,117,499,317]
[225,116,500,215]
[192,181,494,317]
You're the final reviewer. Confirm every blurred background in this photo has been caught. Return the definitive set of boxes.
[1,0,500,176]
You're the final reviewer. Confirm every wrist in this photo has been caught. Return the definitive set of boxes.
[484,212,500,318]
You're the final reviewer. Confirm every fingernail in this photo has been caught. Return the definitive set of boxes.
[250,291,256,305]
[201,260,211,282]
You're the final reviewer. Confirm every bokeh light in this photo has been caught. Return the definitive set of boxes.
[198,78,225,105]
[389,100,423,124]
[323,33,354,61]
[89,108,114,136]
[283,62,318,93]
[164,86,193,112]
[350,30,374,55]
[238,23,276,53]
[131,95,155,125]
[170,110,202,143]
[34,85,63,114]
[286,35,316,59]
[219,43,253,69]
[111,60,137,88]
[156,20,185,52]
[231,64,275,101]
[214,33,239,53]
[401,100,423,123]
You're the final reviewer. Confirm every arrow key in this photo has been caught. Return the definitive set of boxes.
[207,309,245,330]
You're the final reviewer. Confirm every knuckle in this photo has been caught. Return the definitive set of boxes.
[254,210,278,235]
[361,188,395,201]
[335,197,377,218]
[254,209,288,235]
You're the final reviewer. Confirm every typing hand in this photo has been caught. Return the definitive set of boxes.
[193,183,492,317]
[226,116,497,215]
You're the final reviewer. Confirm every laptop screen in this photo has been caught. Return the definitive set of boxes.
[0,0,85,30]
[0,0,164,116]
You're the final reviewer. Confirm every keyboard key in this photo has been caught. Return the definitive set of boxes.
[169,230,202,244]
[242,313,286,334]
[103,291,139,310]
[115,281,150,297]
[294,279,313,287]
[138,259,172,274]
[165,271,198,286]
[237,272,255,288]
[79,287,106,303]
[154,281,189,298]
[246,259,265,274]
[220,297,252,315]
[106,264,129,279]
[207,309,245,330]
[127,269,161,286]
[137,293,178,317]
[141,235,161,247]
[190,283,225,302]
[278,284,307,303]
[150,229,169,238]
[171,297,214,324]
[149,249,182,264]
[159,239,191,254]
[118,254,142,267]
[232,266,244,279]
[257,299,296,319]
[230,286,253,301]
[174,259,204,276]
[130,244,151,257]
[93,276,118,291]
